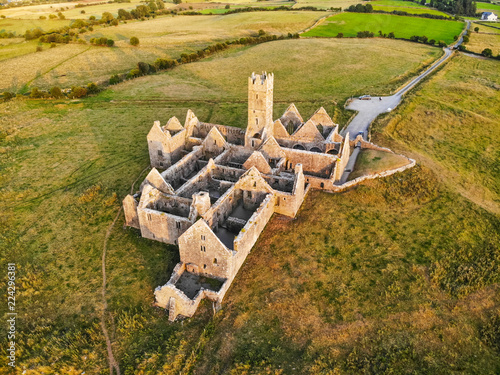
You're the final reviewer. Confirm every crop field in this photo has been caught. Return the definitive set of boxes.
[477,1,500,11]
[0,31,499,373]
[371,5,449,16]
[467,31,500,54]
[0,11,326,91]
[302,12,465,43]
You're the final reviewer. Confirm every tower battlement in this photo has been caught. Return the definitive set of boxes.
[248,72,274,89]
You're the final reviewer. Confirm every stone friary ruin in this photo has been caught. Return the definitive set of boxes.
[123,72,413,321]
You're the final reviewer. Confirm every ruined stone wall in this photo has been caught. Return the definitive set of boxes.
[178,220,234,279]
[282,148,336,177]
[137,207,192,244]
[233,194,275,269]
[329,157,416,193]
[161,147,203,189]
[212,165,245,183]
[198,123,245,145]
[123,194,140,228]
[148,125,187,169]
[275,138,325,152]
[203,188,243,229]
[154,263,205,319]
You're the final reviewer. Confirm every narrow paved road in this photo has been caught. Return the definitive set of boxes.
[338,21,470,183]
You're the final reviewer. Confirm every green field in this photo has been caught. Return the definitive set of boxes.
[372,4,449,16]
[477,1,500,11]
[0,11,326,91]
[370,0,430,6]
[1,29,499,373]
[302,12,465,43]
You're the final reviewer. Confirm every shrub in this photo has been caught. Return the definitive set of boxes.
[81,10,86,14]
[50,86,62,98]
[438,40,447,47]
[2,92,15,101]
[50,42,56,48]
[70,86,88,98]
[225,4,230,8]
[428,39,436,45]
[30,87,44,98]
[357,30,374,38]
[106,39,115,47]
[36,45,43,52]
[109,74,122,85]
[474,26,479,32]
[39,15,46,19]
[127,68,141,79]
[130,36,139,46]
[388,31,395,38]
[137,61,150,74]
[336,32,343,38]
[462,35,469,43]
[86,82,99,94]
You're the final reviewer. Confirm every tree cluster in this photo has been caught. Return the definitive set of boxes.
[89,37,115,46]
[346,4,373,12]
[429,0,476,16]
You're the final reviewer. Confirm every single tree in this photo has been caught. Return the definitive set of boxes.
[482,48,493,57]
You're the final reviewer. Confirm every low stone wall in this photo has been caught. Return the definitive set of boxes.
[329,157,416,193]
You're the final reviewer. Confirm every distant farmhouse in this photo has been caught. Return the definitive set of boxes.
[124,72,414,321]
[481,12,498,21]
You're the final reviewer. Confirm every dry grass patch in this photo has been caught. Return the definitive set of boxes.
[467,31,500,55]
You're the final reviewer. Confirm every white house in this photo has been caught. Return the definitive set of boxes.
[481,12,498,21]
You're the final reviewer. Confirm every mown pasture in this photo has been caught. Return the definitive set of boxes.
[302,12,465,43]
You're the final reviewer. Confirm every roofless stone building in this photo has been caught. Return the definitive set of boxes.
[123,72,352,321]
